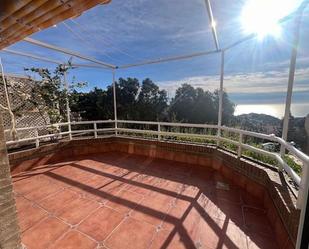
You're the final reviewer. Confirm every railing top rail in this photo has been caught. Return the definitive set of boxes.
[117,120,158,125]
[117,119,218,129]
[160,121,218,129]
[4,122,70,133]
[71,120,114,125]
[220,126,277,141]
[276,137,309,164]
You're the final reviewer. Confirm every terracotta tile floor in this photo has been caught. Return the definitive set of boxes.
[12,152,280,249]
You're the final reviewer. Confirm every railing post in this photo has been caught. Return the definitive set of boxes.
[158,123,161,141]
[296,161,309,248]
[115,120,118,136]
[238,132,243,158]
[68,122,72,140]
[34,129,39,148]
[94,122,97,138]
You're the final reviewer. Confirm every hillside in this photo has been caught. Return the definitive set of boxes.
[232,113,282,135]
[232,113,308,154]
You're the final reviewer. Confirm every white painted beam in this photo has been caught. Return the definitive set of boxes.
[23,37,116,69]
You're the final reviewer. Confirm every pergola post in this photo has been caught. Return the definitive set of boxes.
[285,5,309,249]
[217,50,225,146]
[0,113,22,249]
[63,69,72,140]
[280,7,303,160]
[112,69,118,135]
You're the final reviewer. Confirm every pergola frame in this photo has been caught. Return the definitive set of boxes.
[1,1,309,248]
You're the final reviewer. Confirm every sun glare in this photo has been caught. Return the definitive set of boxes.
[241,0,300,39]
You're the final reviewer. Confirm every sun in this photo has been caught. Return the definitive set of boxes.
[240,0,301,39]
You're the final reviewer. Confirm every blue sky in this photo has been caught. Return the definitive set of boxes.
[1,0,309,118]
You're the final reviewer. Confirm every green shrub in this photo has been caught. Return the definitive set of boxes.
[284,155,302,175]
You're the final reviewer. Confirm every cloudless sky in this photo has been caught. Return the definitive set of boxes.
[1,0,309,118]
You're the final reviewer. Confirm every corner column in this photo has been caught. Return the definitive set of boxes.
[280,7,303,159]
[112,69,118,135]
[0,113,22,249]
[217,50,224,146]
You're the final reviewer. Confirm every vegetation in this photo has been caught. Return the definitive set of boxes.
[70,80,235,125]
[25,64,86,124]
[3,64,307,176]
[284,155,302,175]
[0,62,86,125]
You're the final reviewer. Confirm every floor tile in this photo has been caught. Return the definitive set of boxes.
[24,182,63,202]
[149,229,194,249]
[15,195,32,211]
[199,195,244,225]
[38,189,79,213]
[17,202,48,233]
[22,217,69,249]
[220,221,248,249]
[155,179,182,194]
[105,218,156,249]
[105,189,144,214]
[125,175,158,196]
[131,192,174,226]
[13,153,281,249]
[78,206,124,241]
[13,176,50,195]
[162,198,191,231]
[56,197,100,225]
[49,230,97,249]
[83,180,126,203]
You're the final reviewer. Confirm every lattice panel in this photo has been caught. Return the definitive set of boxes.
[0,75,50,142]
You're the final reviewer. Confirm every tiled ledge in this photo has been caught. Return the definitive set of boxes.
[8,137,300,248]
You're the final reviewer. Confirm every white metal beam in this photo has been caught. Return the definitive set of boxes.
[2,49,112,70]
[118,49,219,69]
[2,48,62,65]
[23,37,116,69]
[223,34,256,51]
[71,63,110,69]
[204,0,220,51]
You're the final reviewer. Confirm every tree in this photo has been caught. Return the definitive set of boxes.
[168,84,234,124]
[68,80,235,125]
[70,88,109,120]
[213,89,235,125]
[115,78,140,120]
[136,78,168,121]
[169,84,197,122]
[23,63,86,124]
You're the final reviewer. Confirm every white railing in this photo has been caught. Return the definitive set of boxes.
[5,119,309,208]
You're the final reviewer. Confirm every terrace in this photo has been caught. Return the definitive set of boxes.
[0,1,309,249]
